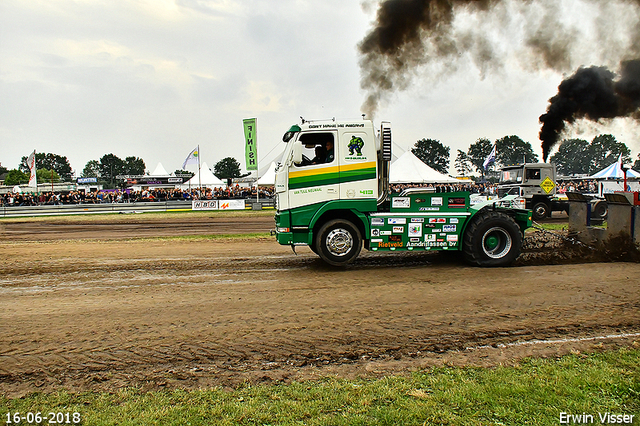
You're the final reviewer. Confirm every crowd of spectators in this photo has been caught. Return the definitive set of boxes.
[390,179,602,196]
[0,185,276,207]
[390,182,497,195]
[0,179,608,207]
[556,179,598,194]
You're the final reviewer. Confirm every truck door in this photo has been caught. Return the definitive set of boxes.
[287,131,339,210]
[337,128,378,201]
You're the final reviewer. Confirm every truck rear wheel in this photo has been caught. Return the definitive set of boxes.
[532,201,549,220]
[315,219,362,266]
[463,210,522,267]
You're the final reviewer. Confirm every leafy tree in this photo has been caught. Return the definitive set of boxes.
[454,149,473,177]
[495,135,538,167]
[633,154,640,172]
[214,157,242,180]
[4,169,29,186]
[123,156,146,175]
[467,138,494,179]
[36,168,60,183]
[99,154,126,188]
[82,160,101,178]
[20,153,72,181]
[0,163,7,176]
[411,138,450,174]
[587,134,631,174]
[549,138,590,175]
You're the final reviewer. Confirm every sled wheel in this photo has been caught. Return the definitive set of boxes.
[593,201,608,219]
[463,210,522,267]
[314,219,362,266]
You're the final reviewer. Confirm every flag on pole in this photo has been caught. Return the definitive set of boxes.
[27,150,37,188]
[483,144,496,170]
[243,118,258,171]
[182,146,199,169]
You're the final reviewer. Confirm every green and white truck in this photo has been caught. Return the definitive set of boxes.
[273,118,532,266]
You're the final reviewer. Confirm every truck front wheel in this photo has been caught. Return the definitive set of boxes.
[532,201,549,220]
[463,211,522,267]
[315,219,362,266]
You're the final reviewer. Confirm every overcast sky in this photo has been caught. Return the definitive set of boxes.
[2,0,639,176]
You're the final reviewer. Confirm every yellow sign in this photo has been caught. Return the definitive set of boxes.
[540,176,555,194]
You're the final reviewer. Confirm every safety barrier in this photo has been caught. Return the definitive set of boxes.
[568,192,640,245]
[0,198,274,218]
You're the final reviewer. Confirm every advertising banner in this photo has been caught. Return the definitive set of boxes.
[243,118,258,171]
[218,199,245,210]
[192,200,219,210]
[192,199,245,210]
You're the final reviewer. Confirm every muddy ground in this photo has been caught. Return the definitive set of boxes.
[1,213,639,397]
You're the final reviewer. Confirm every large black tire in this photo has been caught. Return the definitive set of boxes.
[314,219,362,266]
[463,210,522,267]
[592,201,608,219]
[532,201,549,220]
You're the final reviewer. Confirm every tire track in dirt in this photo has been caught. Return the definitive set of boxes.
[1,221,639,396]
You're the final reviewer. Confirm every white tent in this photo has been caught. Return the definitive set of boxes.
[257,162,276,186]
[150,162,170,176]
[180,162,225,188]
[390,151,459,184]
[589,158,640,179]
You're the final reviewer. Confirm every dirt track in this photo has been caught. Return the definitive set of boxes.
[1,214,639,397]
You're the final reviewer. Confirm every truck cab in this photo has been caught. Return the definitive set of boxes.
[498,163,566,220]
[274,119,385,250]
[274,118,531,267]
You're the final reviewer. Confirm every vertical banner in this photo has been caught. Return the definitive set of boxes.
[243,118,258,171]
[27,150,37,188]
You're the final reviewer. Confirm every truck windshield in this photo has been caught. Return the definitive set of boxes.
[500,169,522,184]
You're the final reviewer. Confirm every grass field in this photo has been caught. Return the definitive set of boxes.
[1,349,638,425]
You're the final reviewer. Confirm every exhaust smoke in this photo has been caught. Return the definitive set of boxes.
[358,0,640,153]
[539,60,640,161]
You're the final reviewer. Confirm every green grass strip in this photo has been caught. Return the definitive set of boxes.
[1,348,638,425]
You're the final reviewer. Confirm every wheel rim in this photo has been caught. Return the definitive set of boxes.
[325,228,353,257]
[481,227,512,259]
[534,205,547,218]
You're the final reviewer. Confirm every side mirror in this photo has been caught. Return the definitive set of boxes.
[292,142,303,165]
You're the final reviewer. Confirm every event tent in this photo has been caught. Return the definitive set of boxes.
[150,162,170,176]
[180,162,225,188]
[390,151,458,184]
[257,162,277,186]
[589,158,640,179]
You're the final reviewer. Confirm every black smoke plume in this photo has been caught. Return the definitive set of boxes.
[358,0,494,118]
[539,60,640,161]
[358,0,640,138]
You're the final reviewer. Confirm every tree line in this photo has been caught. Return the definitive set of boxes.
[412,134,639,179]
[2,135,638,187]
[1,153,246,188]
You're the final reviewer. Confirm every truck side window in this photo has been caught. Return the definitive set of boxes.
[526,169,541,180]
[296,132,335,167]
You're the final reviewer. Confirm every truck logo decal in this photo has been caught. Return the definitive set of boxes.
[388,218,406,224]
[347,136,365,156]
[392,197,411,208]
[408,224,422,237]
